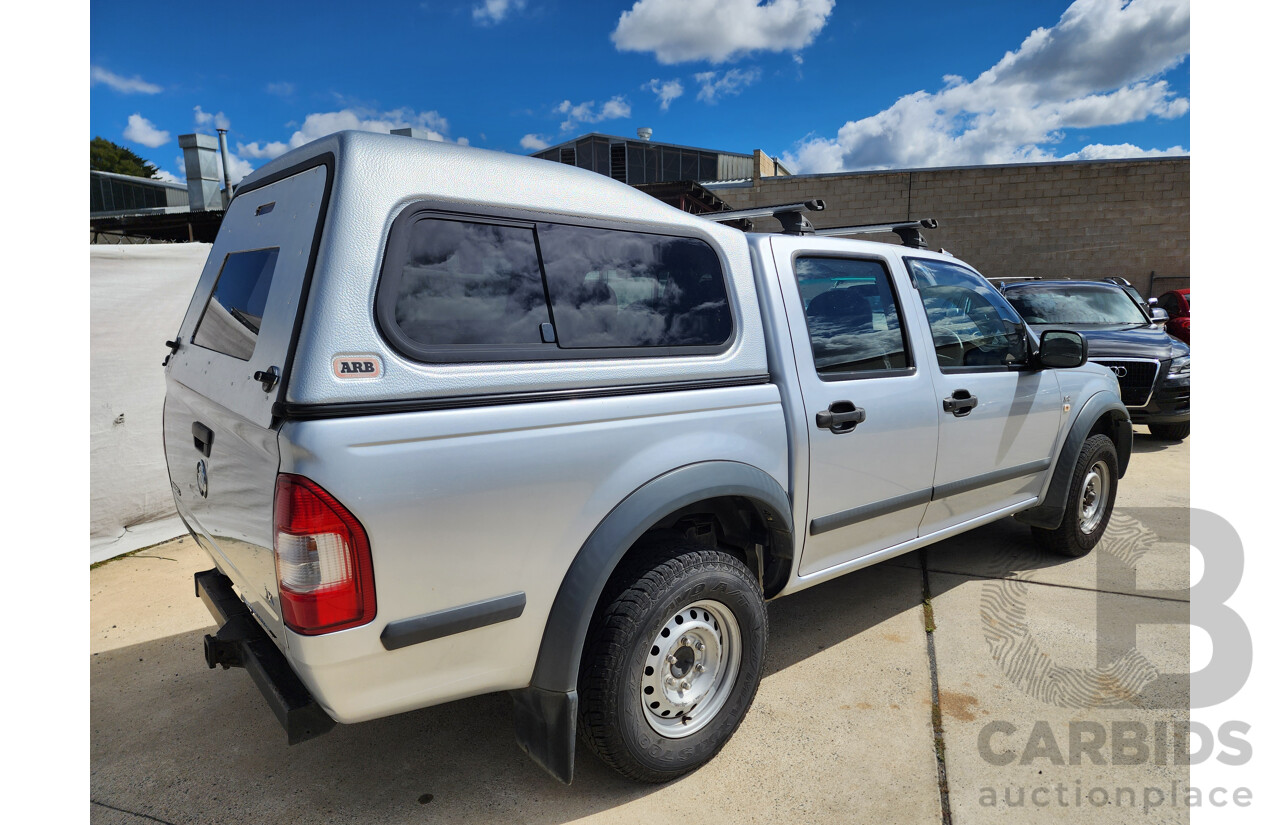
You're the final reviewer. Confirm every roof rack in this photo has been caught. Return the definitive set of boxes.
[812,219,938,249]
[704,200,826,235]
[702,200,938,248]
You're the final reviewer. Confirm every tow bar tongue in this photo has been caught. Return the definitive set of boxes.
[195,569,336,744]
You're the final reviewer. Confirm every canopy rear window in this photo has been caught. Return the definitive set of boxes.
[191,248,281,361]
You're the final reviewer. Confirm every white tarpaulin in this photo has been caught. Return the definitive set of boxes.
[91,243,209,563]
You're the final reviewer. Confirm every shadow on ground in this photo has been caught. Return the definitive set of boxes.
[91,507,1187,824]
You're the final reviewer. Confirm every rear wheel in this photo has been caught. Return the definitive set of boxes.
[1149,421,1190,441]
[1032,434,1119,557]
[577,541,767,783]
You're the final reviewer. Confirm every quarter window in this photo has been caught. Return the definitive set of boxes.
[795,257,909,375]
[906,258,1028,369]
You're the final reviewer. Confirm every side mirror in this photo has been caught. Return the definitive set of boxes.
[1148,297,1159,306]
[1149,307,1169,324]
[1037,330,1088,368]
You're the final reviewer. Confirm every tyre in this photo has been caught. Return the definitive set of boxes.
[577,541,768,783]
[1149,421,1190,441]
[1032,434,1119,557]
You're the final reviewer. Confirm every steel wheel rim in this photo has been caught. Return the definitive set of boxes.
[1078,460,1110,534]
[640,599,741,739]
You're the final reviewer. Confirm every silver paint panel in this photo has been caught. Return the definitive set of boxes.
[274,384,787,722]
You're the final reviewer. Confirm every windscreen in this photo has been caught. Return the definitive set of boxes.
[1004,284,1149,325]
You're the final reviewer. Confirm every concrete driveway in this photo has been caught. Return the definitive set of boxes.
[91,433,1188,824]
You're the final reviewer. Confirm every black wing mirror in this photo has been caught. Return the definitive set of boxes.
[1037,330,1088,368]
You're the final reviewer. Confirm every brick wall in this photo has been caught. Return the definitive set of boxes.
[711,157,1189,298]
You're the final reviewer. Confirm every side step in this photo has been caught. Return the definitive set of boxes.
[195,568,335,745]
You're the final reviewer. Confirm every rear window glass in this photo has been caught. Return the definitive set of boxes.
[379,212,733,361]
[192,248,280,360]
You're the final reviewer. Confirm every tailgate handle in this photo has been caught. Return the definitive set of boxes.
[253,366,280,393]
[192,422,214,457]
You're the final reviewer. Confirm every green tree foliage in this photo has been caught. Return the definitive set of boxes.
[90,137,160,179]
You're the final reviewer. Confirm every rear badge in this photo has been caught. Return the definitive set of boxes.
[333,354,383,379]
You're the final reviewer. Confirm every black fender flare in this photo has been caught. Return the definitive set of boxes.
[1015,389,1132,530]
[511,460,793,783]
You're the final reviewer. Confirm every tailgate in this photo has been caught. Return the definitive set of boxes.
[163,161,330,643]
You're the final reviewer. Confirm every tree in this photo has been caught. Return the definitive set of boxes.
[91,137,160,179]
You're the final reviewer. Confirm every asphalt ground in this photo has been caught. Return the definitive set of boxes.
[90,431,1189,824]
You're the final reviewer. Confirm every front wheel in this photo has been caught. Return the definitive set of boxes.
[1032,434,1119,557]
[577,542,767,783]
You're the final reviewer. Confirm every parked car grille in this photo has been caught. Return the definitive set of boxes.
[1093,359,1160,407]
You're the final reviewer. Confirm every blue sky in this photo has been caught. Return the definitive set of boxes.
[89,0,1189,184]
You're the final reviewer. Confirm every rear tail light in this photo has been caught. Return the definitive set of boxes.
[273,473,375,635]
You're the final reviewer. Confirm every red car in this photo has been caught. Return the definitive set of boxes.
[1155,288,1190,344]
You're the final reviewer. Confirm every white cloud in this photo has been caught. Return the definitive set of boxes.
[784,0,1190,172]
[694,68,761,103]
[123,114,171,148]
[520,134,551,151]
[237,140,290,160]
[555,96,631,132]
[1060,142,1188,161]
[643,78,684,111]
[265,81,295,97]
[193,106,231,131]
[218,152,255,185]
[153,168,181,183]
[284,107,455,148]
[473,0,525,24]
[91,66,161,94]
[613,0,834,64]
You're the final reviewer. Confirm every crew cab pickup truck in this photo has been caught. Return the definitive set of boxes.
[163,131,1131,785]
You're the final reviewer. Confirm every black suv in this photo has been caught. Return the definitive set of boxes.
[999,279,1190,441]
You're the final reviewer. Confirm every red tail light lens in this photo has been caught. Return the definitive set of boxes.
[273,473,375,635]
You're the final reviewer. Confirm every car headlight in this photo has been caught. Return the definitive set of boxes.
[1168,355,1190,377]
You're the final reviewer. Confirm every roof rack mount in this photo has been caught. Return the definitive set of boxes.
[702,199,938,248]
[814,219,938,249]
[704,200,825,235]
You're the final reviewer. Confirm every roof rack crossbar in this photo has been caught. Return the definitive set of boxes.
[812,219,939,249]
[704,200,826,224]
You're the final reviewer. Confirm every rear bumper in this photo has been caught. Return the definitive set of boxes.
[195,568,335,744]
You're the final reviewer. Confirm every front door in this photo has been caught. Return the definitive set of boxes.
[771,238,939,577]
[902,257,1065,535]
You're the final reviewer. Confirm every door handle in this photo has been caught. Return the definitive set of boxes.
[943,390,979,417]
[816,400,866,434]
[192,421,214,457]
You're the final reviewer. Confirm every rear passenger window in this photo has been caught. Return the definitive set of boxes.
[795,257,910,375]
[192,248,280,360]
[378,209,734,361]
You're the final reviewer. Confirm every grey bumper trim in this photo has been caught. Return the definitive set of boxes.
[380,592,526,651]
